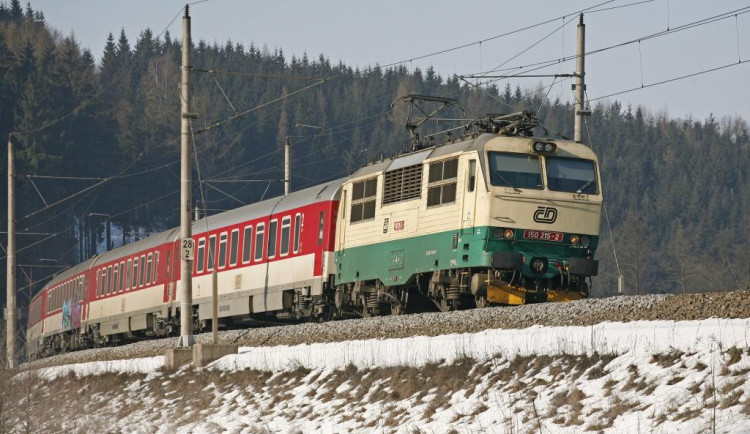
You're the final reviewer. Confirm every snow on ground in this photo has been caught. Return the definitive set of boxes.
[212,318,750,372]
[15,318,750,433]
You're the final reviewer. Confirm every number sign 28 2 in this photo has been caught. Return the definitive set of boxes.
[181,238,195,260]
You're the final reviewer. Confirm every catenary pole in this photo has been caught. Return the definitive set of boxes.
[6,135,16,369]
[574,13,586,143]
[178,4,195,348]
[284,135,290,195]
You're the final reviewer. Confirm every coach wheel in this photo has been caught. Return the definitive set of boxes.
[475,295,489,309]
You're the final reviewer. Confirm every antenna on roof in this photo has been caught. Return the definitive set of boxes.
[391,94,464,151]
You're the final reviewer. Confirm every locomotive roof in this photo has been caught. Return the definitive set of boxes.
[349,133,597,180]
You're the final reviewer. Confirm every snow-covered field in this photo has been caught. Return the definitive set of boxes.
[15,318,750,433]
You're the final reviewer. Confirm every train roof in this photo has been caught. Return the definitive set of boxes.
[39,178,346,294]
[192,177,345,232]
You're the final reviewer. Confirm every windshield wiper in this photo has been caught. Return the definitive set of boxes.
[575,179,595,194]
[492,170,521,193]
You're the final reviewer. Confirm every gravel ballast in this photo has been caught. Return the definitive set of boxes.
[27,290,750,369]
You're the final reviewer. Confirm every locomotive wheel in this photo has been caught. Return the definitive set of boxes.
[390,302,404,316]
[438,298,451,312]
[475,295,489,309]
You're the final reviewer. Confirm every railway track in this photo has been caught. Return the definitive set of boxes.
[26,290,750,369]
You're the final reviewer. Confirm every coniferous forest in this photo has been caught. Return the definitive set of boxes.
[1,1,750,311]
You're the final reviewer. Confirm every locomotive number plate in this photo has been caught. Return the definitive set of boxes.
[523,230,563,242]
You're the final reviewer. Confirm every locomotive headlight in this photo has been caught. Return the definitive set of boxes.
[581,235,591,247]
[492,228,516,239]
[532,142,557,153]
[570,235,580,244]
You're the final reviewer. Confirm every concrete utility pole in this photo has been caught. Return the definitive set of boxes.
[6,135,16,369]
[574,13,587,143]
[178,4,196,348]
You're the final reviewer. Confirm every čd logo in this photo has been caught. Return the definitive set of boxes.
[533,206,558,224]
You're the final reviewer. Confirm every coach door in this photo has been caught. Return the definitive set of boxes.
[461,159,478,234]
[314,210,325,273]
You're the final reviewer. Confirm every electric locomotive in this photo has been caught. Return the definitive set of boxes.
[332,111,602,315]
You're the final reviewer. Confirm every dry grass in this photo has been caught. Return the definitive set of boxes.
[726,347,744,366]
[585,356,616,380]
[719,378,745,395]
[673,405,702,422]
[650,349,685,368]
[666,375,685,386]
[742,396,750,416]
[719,390,744,410]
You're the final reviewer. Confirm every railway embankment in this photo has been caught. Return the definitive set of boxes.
[7,291,750,433]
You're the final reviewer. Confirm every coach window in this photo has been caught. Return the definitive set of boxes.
[293,214,301,253]
[197,238,206,273]
[166,251,171,280]
[146,253,153,285]
[100,269,106,297]
[254,223,265,261]
[207,235,216,271]
[230,229,239,266]
[218,233,228,269]
[267,219,278,258]
[350,177,377,223]
[119,262,125,292]
[132,258,139,289]
[427,158,458,207]
[107,266,113,295]
[139,255,146,286]
[113,265,119,293]
[154,252,159,283]
[280,216,291,256]
[242,226,252,264]
[125,259,132,290]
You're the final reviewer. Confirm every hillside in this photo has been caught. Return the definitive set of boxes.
[6,291,750,432]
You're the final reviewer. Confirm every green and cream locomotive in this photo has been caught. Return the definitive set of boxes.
[332,111,602,315]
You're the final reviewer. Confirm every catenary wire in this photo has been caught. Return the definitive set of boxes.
[378,0,617,69]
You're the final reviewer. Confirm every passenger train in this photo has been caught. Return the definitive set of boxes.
[26,111,602,359]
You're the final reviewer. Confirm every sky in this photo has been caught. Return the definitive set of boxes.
[28,0,750,123]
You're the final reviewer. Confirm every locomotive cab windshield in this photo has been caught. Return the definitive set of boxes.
[487,150,599,195]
